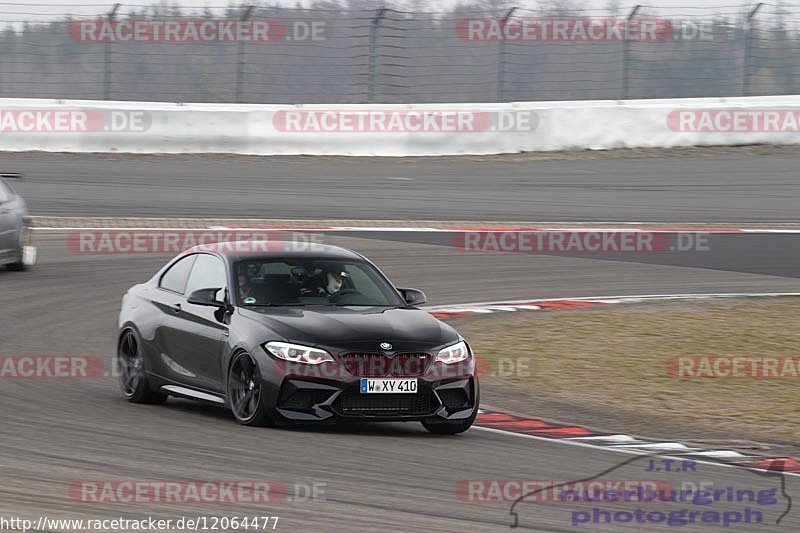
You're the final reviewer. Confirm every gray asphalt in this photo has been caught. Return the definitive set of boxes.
[3,150,800,221]
[336,231,800,280]
[2,233,799,532]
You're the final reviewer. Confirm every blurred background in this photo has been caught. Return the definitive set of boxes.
[0,1,797,103]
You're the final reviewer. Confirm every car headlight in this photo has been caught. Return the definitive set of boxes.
[264,341,334,365]
[435,341,470,364]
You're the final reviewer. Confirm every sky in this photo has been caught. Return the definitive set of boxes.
[0,1,793,25]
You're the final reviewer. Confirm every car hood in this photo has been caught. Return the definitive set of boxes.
[238,306,460,352]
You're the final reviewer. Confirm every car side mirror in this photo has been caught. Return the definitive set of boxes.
[398,287,426,306]
[187,288,226,307]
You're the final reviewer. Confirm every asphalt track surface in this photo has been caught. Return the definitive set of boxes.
[2,150,800,221]
[2,150,800,531]
[2,233,800,532]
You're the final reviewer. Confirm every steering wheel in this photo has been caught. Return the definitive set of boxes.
[330,289,359,303]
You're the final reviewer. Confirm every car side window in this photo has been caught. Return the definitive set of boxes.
[185,254,227,297]
[159,255,197,294]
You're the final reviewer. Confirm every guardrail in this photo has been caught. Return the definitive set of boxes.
[2,96,800,156]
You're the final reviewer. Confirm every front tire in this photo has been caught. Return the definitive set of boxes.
[227,351,274,427]
[118,329,168,404]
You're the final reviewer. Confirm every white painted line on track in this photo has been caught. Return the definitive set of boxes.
[212,226,800,234]
[32,225,800,234]
[569,435,642,444]
[472,426,800,477]
[34,227,222,231]
[425,292,800,311]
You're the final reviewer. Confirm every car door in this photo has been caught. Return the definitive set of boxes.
[150,254,198,386]
[166,253,230,393]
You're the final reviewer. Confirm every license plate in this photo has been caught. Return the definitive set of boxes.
[360,378,417,394]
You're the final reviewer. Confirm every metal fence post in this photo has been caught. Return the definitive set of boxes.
[496,7,517,102]
[368,8,388,103]
[103,3,120,100]
[621,5,641,100]
[236,5,254,103]
[743,2,763,97]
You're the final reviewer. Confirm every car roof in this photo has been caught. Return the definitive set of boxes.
[184,241,365,263]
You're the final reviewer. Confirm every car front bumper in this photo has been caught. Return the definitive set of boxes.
[269,374,478,423]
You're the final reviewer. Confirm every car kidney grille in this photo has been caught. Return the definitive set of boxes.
[339,353,430,377]
[333,388,437,416]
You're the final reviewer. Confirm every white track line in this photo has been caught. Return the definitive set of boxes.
[31,226,800,233]
[34,227,224,231]
[424,292,800,311]
[473,426,800,477]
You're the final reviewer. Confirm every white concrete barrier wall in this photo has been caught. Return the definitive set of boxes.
[2,96,800,156]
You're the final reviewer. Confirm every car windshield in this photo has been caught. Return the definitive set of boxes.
[234,258,405,308]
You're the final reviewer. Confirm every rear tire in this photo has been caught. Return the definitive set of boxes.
[227,351,274,427]
[118,329,168,404]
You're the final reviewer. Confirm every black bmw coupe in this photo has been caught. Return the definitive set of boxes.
[117,242,479,434]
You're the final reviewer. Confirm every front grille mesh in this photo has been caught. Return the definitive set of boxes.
[278,388,334,410]
[333,388,437,416]
[338,353,430,377]
[437,388,470,410]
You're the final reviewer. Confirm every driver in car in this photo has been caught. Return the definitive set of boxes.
[238,265,256,302]
[321,269,347,296]
[294,266,348,297]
